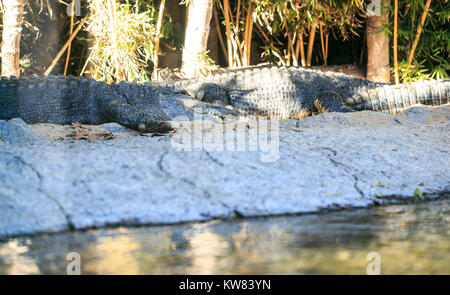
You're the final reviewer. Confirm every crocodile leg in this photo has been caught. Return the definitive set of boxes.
[178,97,238,118]
[99,82,173,133]
[99,99,172,132]
[314,91,354,113]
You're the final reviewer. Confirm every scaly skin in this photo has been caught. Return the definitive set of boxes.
[1,66,449,133]
[343,80,450,113]
[0,75,172,132]
[157,65,449,118]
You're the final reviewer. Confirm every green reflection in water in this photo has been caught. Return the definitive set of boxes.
[0,199,448,274]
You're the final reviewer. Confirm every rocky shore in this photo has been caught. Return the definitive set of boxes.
[0,105,448,238]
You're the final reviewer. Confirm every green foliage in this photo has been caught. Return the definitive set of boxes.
[387,0,449,82]
[2,0,446,82]
[254,0,448,80]
[396,60,431,83]
[195,50,218,77]
[253,0,365,65]
[413,188,423,197]
[85,0,173,83]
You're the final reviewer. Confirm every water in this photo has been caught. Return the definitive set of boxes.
[0,199,448,275]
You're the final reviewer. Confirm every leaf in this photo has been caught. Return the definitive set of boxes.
[141,131,173,137]
[73,131,117,141]
[71,122,84,129]
[413,188,422,197]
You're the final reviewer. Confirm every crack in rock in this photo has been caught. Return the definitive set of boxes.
[2,151,75,229]
[156,151,170,177]
[322,148,365,198]
[204,151,225,167]
[351,174,365,198]
[157,150,231,215]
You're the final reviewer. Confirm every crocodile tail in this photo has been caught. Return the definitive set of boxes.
[0,75,101,124]
[345,79,450,114]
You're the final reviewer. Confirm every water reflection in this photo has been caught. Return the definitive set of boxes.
[0,199,448,274]
[0,240,39,275]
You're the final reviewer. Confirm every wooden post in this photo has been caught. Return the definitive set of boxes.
[1,0,25,77]
[182,0,214,78]
[366,0,390,83]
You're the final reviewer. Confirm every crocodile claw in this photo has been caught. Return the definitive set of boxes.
[144,120,173,133]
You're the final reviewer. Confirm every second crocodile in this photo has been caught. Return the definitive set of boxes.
[161,65,449,119]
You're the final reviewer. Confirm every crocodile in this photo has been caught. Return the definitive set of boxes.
[0,75,173,133]
[0,66,449,133]
[160,65,449,119]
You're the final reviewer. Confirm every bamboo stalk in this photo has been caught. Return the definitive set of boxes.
[246,0,253,66]
[319,22,327,66]
[242,8,248,65]
[80,44,94,76]
[227,0,235,28]
[236,0,241,33]
[223,0,233,66]
[297,31,306,67]
[153,0,166,79]
[243,0,253,66]
[64,1,76,76]
[294,14,306,67]
[254,21,270,43]
[294,35,300,66]
[287,30,293,66]
[254,20,284,49]
[77,42,87,75]
[253,21,276,58]
[44,17,89,76]
[234,30,244,63]
[271,48,286,66]
[46,0,52,19]
[228,0,245,66]
[213,5,228,64]
[306,22,317,67]
[393,0,399,84]
[230,33,242,66]
[407,0,432,66]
